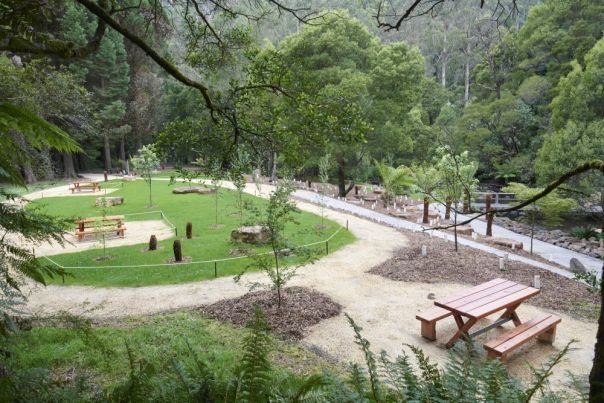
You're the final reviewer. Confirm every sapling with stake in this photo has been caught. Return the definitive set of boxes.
[235,179,316,309]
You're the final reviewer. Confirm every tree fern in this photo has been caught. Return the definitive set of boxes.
[523,341,576,402]
[346,314,383,402]
[108,342,156,402]
[236,306,273,403]
[378,350,419,402]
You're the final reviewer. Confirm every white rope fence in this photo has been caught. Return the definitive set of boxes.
[43,226,345,275]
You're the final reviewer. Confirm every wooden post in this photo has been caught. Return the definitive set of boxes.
[325,241,329,255]
[214,261,217,277]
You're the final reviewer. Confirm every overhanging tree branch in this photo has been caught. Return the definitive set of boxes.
[76,0,218,118]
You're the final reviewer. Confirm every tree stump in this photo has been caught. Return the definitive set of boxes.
[149,234,157,251]
[173,240,182,262]
[230,226,270,244]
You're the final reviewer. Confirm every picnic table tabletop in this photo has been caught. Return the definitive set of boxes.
[75,215,125,224]
[71,181,100,185]
[434,278,540,348]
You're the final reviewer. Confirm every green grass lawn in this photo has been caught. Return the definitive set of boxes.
[6,312,339,399]
[32,179,355,287]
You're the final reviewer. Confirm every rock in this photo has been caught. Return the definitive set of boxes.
[231,225,270,244]
[172,187,215,194]
[569,257,587,274]
[427,293,436,300]
[96,196,123,206]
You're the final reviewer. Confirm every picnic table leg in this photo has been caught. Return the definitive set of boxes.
[498,303,522,326]
[445,313,477,348]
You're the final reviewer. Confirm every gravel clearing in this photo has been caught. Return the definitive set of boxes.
[22,181,598,389]
[202,287,341,340]
[369,230,600,320]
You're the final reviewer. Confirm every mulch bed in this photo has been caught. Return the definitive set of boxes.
[369,230,600,320]
[201,287,341,340]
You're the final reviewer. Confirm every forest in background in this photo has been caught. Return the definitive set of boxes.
[1,0,603,202]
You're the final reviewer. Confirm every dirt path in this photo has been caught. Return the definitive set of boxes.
[22,182,597,387]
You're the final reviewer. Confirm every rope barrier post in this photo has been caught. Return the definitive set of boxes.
[160,211,163,219]
[214,261,217,277]
[175,227,178,237]
[346,219,348,231]
[325,240,329,255]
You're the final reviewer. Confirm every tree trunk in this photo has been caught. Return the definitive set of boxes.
[62,153,77,178]
[441,22,448,88]
[454,208,458,252]
[486,212,494,237]
[22,162,36,184]
[103,134,111,171]
[119,136,126,163]
[485,194,493,236]
[337,161,346,197]
[270,152,277,182]
[463,189,471,213]
[464,60,471,106]
[589,269,604,402]
[423,197,429,224]
[445,196,452,220]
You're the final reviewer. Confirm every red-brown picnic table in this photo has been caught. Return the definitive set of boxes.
[434,278,540,348]
[74,215,125,232]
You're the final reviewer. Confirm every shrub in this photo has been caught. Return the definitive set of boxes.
[173,240,182,262]
[570,225,598,240]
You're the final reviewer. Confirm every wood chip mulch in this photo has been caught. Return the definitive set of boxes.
[369,231,600,320]
[201,287,341,340]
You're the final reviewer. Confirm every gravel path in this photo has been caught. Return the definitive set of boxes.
[22,177,597,387]
[292,189,597,280]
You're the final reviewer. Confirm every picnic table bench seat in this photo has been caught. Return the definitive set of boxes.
[484,313,560,362]
[75,225,127,241]
[416,307,453,341]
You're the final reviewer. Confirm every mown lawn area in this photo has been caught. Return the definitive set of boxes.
[31,179,355,287]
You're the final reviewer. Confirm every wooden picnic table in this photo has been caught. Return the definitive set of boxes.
[74,215,125,232]
[70,181,101,193]
[434,278,540,348]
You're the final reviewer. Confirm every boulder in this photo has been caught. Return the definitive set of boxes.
[231,225,270,244]
[96,196,123,206]
[172,187,215,194]
[569,258,587,274]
